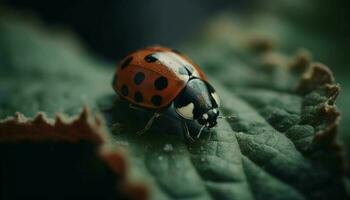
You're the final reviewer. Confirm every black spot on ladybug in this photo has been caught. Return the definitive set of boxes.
[154,76,168,90]
[151,95,162,106]
[121,84,128,96]
[179,66,191,76]
[134,91,143,102]
[134,72,145,85]
[144,54,158,63]
[121,56,133,69]
[171,49,182,54]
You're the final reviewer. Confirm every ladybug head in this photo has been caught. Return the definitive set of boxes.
[197,108,219,128]
[174,78,220,129]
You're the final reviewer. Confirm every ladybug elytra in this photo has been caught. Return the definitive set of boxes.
[112,46,220,141]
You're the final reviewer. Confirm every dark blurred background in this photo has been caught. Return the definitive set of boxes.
[0,0,348,66]
[0,0,249,59]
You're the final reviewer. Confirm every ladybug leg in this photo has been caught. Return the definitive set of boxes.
[136,111,161,135]
[182,121,195,142]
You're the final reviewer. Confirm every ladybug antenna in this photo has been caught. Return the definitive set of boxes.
[196,125,206,139]
[218,115,237,120]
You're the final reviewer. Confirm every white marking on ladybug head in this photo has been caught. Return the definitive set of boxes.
[203,113,209,120]
[212,109,218,114]
[211,92,220,107]
[176,103,194,120]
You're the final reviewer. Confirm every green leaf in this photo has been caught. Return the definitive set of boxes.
[0,13,113,118]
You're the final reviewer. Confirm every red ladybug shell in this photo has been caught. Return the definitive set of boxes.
[113,46,208,109]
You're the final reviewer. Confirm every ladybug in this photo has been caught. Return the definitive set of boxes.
[112,46,220,141]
